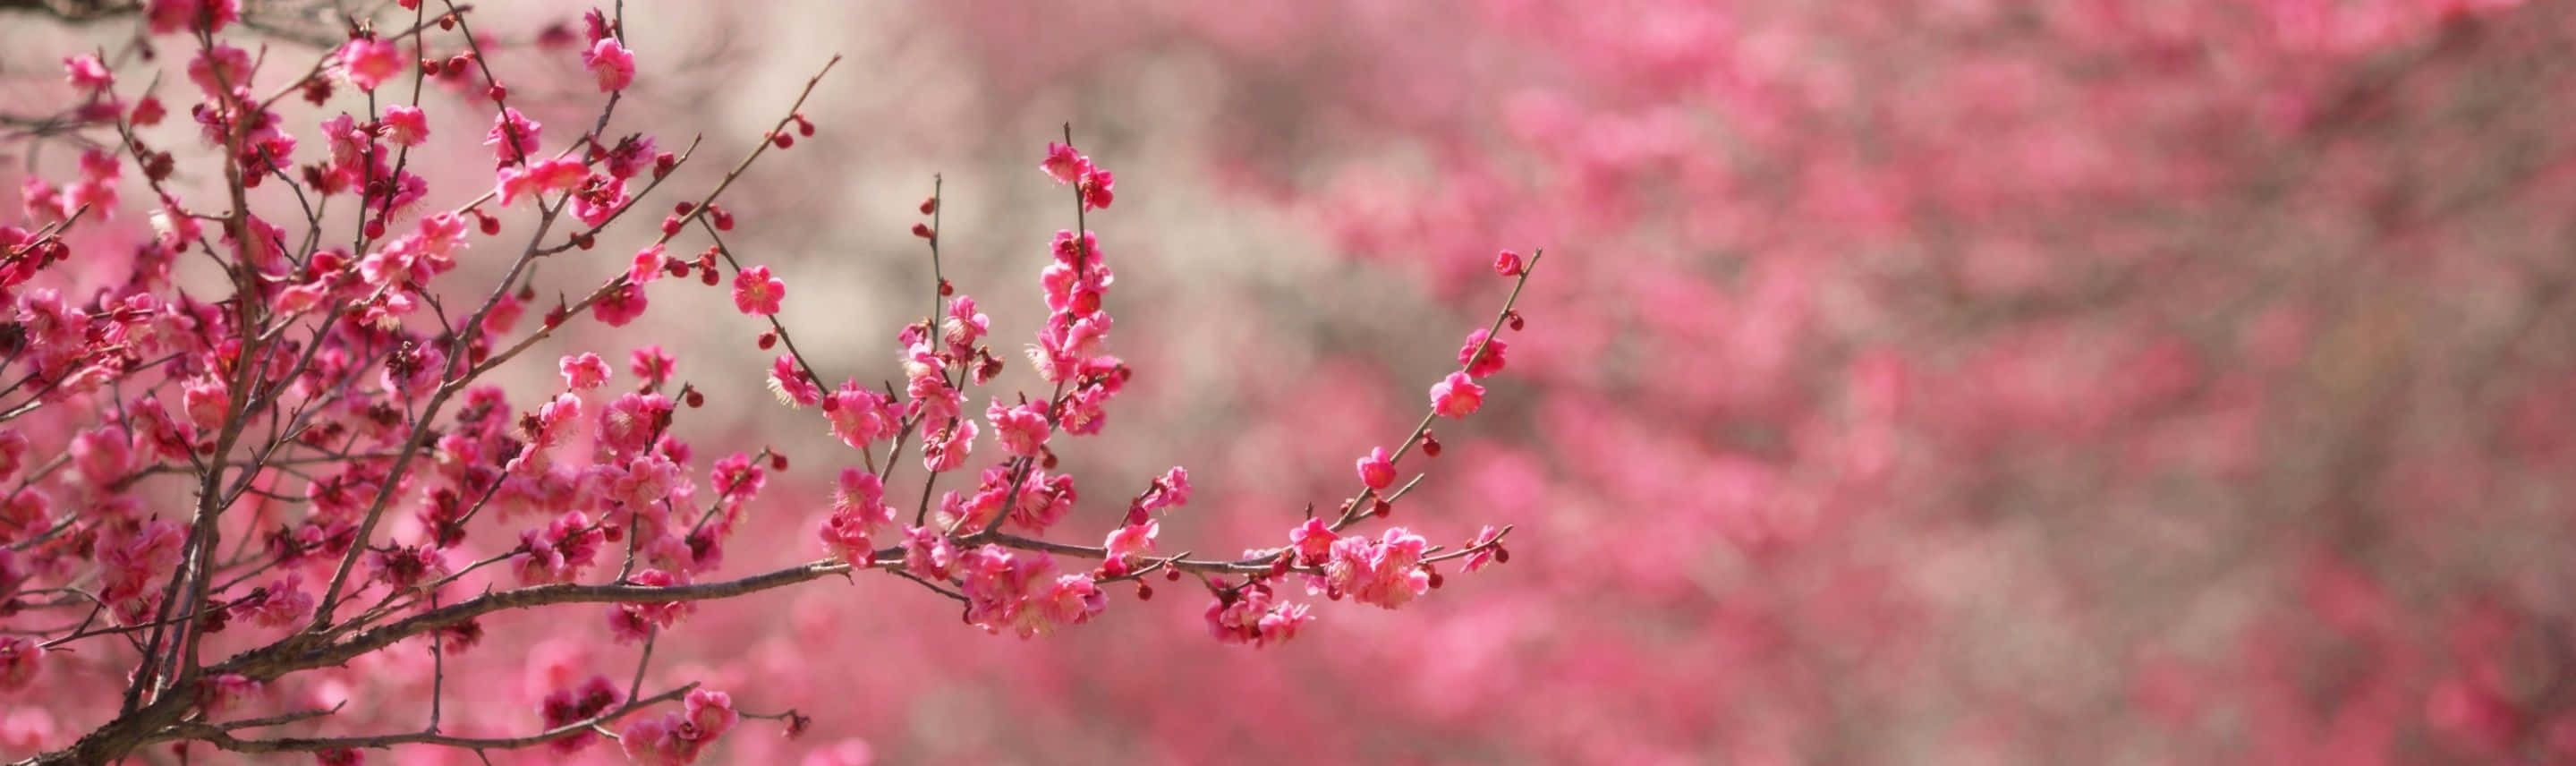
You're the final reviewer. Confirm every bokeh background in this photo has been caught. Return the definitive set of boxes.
[7,0,2576,763]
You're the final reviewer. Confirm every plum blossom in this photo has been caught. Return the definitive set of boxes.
[630,345,676,387]
[1104,521,1157,566]
[63,55,111,92]
[146,0,238,34]
[540,675,623,754]
[594,280,650,327]
[516,512,604,584]
[733,265,785,315]
[497,158,589,207]
[631,243,667,284]
[820,469,894,566]
[1205,583,1312,648]
[988,399,1050,457]
[1356,446,1396,491]
[336,37,403,90]
[1430,371,1485,419]
[582,38,636,91]
[381,105,429,146]
[230,572,313,628]
[1321,528,1433,609]
[560,353,611,390]
[921,418,977,473]
[485,107,543,165]
[768,355,822,408]
[620,688,735,765]
[825,382,896,449]
[900,525,958,581]
[1458,328,1508,377]
[184,44,251,98]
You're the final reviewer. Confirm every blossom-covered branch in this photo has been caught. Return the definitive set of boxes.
[0,3,1542,764]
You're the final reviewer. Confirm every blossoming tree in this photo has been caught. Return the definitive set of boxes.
[0,2,1538,763]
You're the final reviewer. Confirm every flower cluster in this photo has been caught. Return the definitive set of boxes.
[619,688,737,766]
[0,4,1539,764]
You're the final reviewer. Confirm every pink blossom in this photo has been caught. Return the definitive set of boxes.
[630,345,676,387]
[943,294,990,349]
[582,7,612,45]
[1322,528,1432,609]
[922,418,977,473]
[1033,574,1108,631]
[1041,141,1086,183]
[825,382,896,449]
[1492,249,1525,277]
[540,675,622,754]
[1288,517,1339,566]
[230,572,313,628]
[593,280,650,327]
[63,55,111,92]
[181,377,228,430]
[631,243,667,285]
[1429,371,1485,419]
[682,688,739,740]
[612,568,692,637]
[1462,525,1507,573]
[474,294,525,338]
[768,354,822,408]
[710,452,766,501]
[70,427,133,484]
[594,393,673,457]
[1079,166,1115,210]
[370,545,449,593]
[900,525,958,581]
[1134,465,1191,516]
[560,352,610,390]
[988,399,1050,457]
[582,38,636,91]
[146,0,238,34]
[1104,521,1157,563]
[184,44,251,98]
[1205,583,1312,648]
[733,265,785,315]
[517,512,604,584]
[619,715,685,766]
[380,105,429,146]
[608,455,682,508]
[496,157,589,207]
[1356,446,1396,491]
[820,469,893,566]
[336,37,403,90]
[198,674,259,716]
[485,108,543,165]
[1458,328,1508,377]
